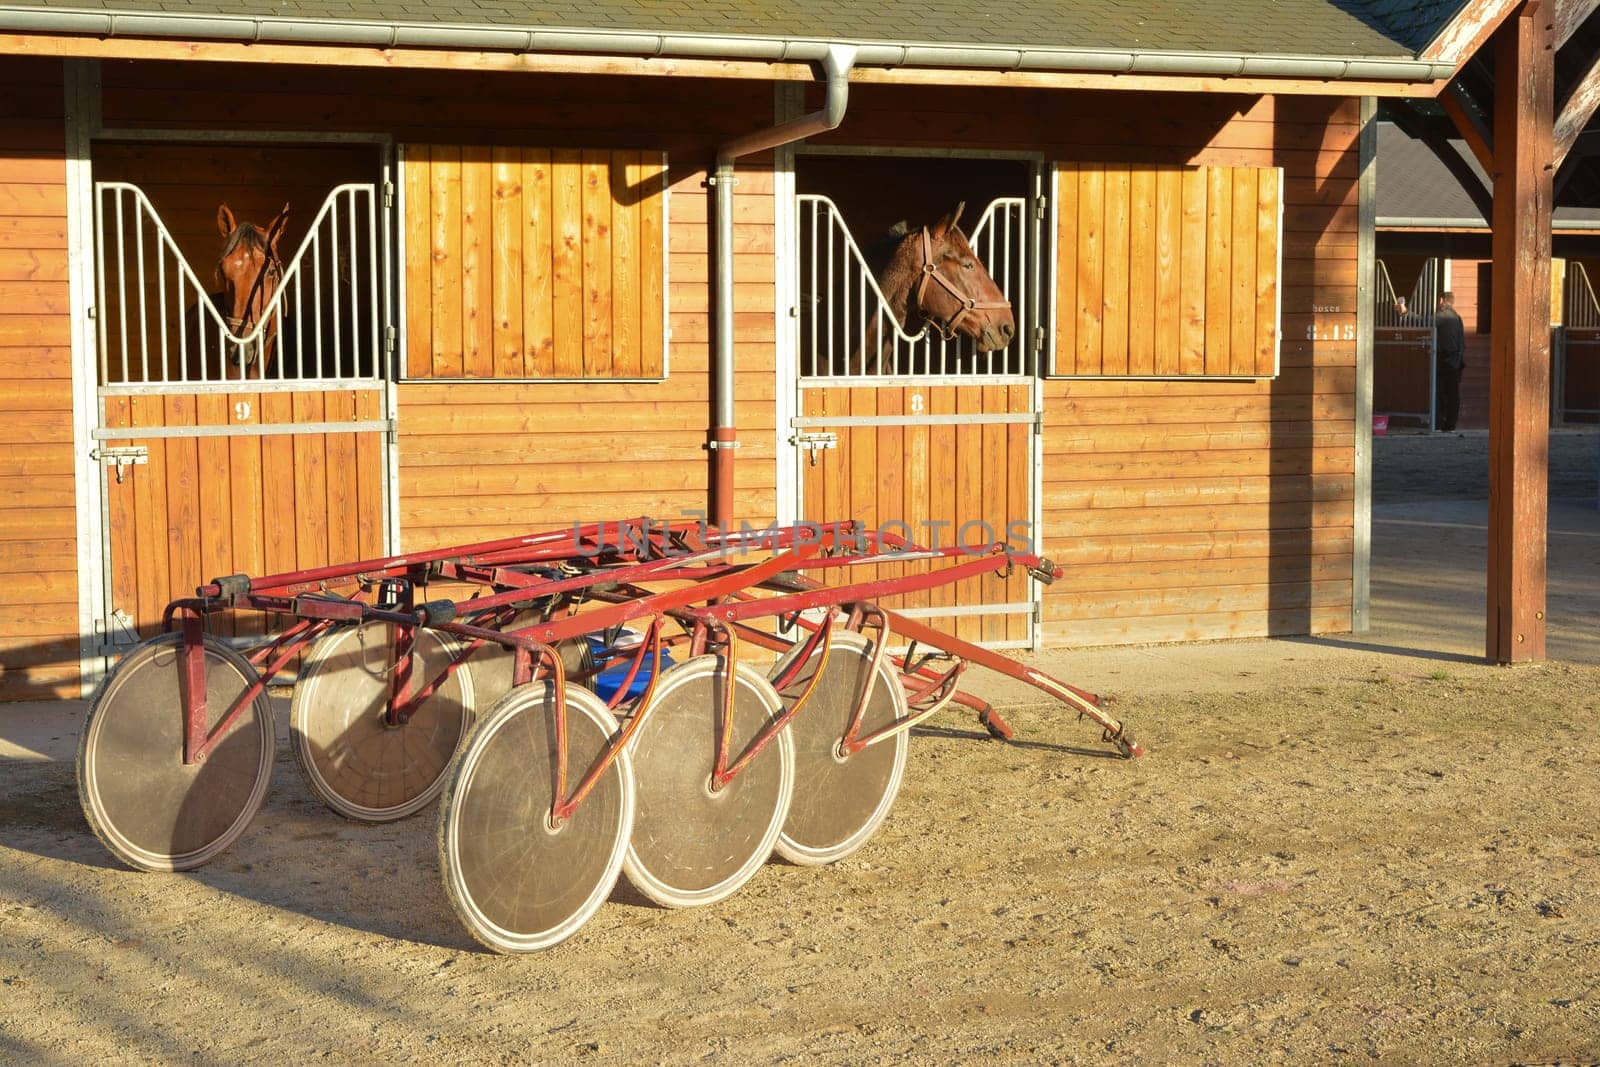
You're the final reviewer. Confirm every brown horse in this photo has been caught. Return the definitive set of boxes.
[852,202,1014,375]
[186,202,290,381]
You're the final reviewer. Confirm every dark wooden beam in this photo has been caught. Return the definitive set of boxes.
[1553,129,1600,197]
[1486,0,1555,663]
[1390,100,1497,221]
[1554,0,1600,48]
[1442,78,1497,172]
[1553,47,1600,166]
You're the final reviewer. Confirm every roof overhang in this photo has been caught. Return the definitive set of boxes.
[0,6,1462,97]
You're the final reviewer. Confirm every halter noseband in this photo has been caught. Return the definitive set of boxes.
[913,226,1011,342]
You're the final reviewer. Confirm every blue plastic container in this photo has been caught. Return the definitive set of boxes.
[587,634,674,703]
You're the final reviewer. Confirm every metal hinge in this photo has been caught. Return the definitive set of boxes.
[91,445,148,484]
[1033,411,1044,435]
[384,324,397,354]
[383,180,395,210]
[1033,325,1045,352]
[1035,196,1047,220]
[94,608,142,657]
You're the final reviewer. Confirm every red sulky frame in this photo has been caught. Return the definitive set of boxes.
[155,517,1142,825]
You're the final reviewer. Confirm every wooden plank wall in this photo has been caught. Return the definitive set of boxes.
[812,87,1361,647]
[99,62,780,551]
[0,58,77,699]
[1056,163,1280,377]
[402,146,665,380]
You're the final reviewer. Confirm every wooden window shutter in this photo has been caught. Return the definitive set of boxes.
[403,146,667,379]
[1051,162,1281,378]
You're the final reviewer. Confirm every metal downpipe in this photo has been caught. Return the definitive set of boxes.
[709,43,856,529]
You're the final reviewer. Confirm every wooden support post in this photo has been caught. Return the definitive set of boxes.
[1486,1,1555,663]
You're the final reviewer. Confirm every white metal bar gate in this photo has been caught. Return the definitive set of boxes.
[94,182,387,390]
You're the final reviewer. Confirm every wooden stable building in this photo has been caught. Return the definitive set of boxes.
[0,0,1589,700]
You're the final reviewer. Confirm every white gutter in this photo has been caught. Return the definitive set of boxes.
[0,6,1459,83]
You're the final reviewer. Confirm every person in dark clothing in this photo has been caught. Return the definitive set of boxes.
[1434,291,1466,431]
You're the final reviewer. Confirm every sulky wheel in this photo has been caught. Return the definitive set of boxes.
[768,629,909,866]
[621,657,794,908]
[77,632,274,872]
[438,682,634,953]
[290,621,473,823]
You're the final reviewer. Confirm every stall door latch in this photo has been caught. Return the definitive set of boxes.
[91,445,149,483]
[791,432,838,466]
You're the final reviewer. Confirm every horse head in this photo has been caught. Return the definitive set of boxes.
[213,202,290,377]
[889,202,1014,353]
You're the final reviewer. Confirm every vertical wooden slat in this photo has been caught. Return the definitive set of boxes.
[877,387,903,599]
[954,386,982,643]
[1204,165,1233,375]
[639,154,667,378]
[1256,167,1281,376]
[522,148,555,377]
[981,386,1005,643]
[802,388,825,521]
[490,147,524,379]
[324,391,359,566]
[1006,385,1029,643]
[1179,166,1208,375]
[428,146,463,378]
[163,396,200,617]
[1075,165,1104,375]
[1101,166,1130,375]
[1054,164,1078,375]
[103,397,139,631]
[611,151,641,378]
[1127,167,1156,376]
[403,145,432,378]
[228,392,265,639]
[259,392,297,578]
[551,149,584,377]
[581,150,614,377]
[1154,167,1183,376]
[904,387,929,611]
[291,392,328,570]
[850,387,877,551]
[929,386,957,619]
[354,390,383,560]
[460,146,494,377]
[130,397,170,634]
[195,395,233,636]
[1229,167,1258,376]
[823,387,849,526]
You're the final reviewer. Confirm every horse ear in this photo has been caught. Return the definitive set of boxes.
[216,203,236,237]
[930,201,966,239]
[266,203,291,258]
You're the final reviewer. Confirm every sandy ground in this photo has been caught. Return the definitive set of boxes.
[1,429,1598,1064]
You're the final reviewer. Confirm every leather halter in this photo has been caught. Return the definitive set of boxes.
[913,225,1011,341]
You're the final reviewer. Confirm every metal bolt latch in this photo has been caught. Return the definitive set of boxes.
[791,431,838,467]
[91,445,149,484]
